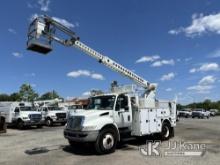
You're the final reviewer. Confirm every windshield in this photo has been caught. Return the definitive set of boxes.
[20,106,34,111]
[87,95,116,110]
[48,107,62,111]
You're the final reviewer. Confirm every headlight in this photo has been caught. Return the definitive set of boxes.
[82,125,97,131]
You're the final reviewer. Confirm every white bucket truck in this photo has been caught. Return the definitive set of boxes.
[0,102,44,129]
[26,15,177,154]
[38,106,67,126]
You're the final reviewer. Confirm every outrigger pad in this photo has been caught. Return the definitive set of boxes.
[27,41,52,54]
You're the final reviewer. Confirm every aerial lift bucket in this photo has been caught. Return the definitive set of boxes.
[27,17,53,54]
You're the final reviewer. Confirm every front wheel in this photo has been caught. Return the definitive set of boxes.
[46,118,53,127]
[95,128,118,154]
[17,120,24,130]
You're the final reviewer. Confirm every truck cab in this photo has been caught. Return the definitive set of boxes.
[0,102,44,129]
[64,92,176,154]
[39,106,67,126]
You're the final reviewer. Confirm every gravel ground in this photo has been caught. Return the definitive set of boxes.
[0,117,220,165]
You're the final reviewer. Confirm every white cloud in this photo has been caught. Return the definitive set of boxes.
[169,13,220,37]
[184,57,192,62]
[198,75,216,85]
[160,72,175,81]
[82,91,91,96]
[189,63,219,73]
[12,52,23,58]
[38,0,50,12]
[187,85,213,94]
[208,49,220,58]
[189,68,196,73]
[187,75,216,94]
[91,73,104,80]
[136,55,160,63]
[152,59,175,67]
[8,28,16,34]
[52,17,75,28]
[67,70,104,80]
[165,88,172,92]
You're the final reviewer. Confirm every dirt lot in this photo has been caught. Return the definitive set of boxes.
[1,117,220,165]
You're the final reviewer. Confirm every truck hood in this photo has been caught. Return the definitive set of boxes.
[46,110,67,116]
[69,109,111,119]
[20,111,41,115]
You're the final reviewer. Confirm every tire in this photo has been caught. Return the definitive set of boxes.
[95,128,118,154]
[207,115,210,119]
[17,120,24,130]
[160,122,172,140]
[46,118,53,127]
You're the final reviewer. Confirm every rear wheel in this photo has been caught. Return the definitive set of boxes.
[95,128,118,154]
[160,122,172,140]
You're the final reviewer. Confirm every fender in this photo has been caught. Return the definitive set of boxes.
[86,117,120,141]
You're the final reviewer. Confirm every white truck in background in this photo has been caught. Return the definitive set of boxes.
[0,102,44,129]
[192,109,210,119]
[26,15,177,154]
[38,106,67,126]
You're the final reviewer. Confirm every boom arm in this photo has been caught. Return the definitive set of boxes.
[27,15,155,90]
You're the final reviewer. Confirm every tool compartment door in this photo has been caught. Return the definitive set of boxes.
[131,108,150,136]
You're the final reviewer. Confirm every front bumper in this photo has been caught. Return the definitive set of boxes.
[23,120,44,126]
[52,118,67,123]
[64,129,99,142]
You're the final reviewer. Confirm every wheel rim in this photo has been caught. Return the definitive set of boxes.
[163,126,169,138]
[102,133,114,150]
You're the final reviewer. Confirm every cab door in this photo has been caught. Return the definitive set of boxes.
[114,94,132,128]
[41,107,48,120]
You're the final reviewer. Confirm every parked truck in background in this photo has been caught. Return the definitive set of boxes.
[0,102,44,129]
[38,106,67,126]
[192,109,210,119]
[177,109,192,118]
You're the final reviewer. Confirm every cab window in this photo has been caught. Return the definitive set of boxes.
[116,94,128,111]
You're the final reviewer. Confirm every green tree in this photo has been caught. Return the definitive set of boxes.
[0,94,11,101]
[19,84,38,102]
[39,90,60,100]
[10,92,21,101]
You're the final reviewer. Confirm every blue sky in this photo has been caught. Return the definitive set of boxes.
[0,0,220,104]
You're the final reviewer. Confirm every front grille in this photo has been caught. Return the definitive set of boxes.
[56,113,66,119]
[29,114,42,122]
[67,116,84,130]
